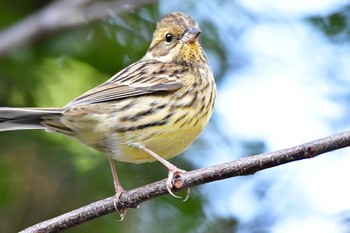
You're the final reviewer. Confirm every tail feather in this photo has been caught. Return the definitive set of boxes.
[0,107,63,132]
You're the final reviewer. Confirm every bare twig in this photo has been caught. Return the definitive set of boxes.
[20,130,350,233]
[0,0,155,57]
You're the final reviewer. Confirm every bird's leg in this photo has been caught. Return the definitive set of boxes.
[138,145,190,201]
[108,158,127,221]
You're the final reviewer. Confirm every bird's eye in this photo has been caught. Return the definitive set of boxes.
[165,33,174,43]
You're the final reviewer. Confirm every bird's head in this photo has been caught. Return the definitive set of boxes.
[144,12,206,65]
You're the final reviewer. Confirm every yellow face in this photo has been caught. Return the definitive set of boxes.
[144,12,207,64]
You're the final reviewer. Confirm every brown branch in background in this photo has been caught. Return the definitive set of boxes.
[20,130,350,233]
[0,0,155,57]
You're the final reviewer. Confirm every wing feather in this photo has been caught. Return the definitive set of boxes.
[66,60,185,107]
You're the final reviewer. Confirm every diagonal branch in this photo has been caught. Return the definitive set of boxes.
[20,130,350,233]
[0,0,156,57]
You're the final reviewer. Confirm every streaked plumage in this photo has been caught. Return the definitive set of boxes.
[0,12,216,214]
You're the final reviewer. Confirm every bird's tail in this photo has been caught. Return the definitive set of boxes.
[0,107,64,132]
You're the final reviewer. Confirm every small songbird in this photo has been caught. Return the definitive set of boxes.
[0,12,216,217]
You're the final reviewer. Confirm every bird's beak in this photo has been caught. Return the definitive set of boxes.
[182,28,201,44]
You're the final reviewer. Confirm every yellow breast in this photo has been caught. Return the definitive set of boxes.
[61,65,216,164]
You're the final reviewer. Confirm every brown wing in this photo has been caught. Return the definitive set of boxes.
[65,60,184,107]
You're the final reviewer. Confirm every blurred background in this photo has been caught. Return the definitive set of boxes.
[1,0,350,232]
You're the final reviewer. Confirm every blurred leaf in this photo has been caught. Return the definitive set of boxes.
[307,4,350,43]
[33,56,108,106]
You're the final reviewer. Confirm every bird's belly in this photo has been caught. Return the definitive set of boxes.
[108,123,204,163]
[63,90,214,164]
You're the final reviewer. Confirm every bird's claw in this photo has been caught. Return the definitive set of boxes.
[166,168,190,201]
[113,190,127,221]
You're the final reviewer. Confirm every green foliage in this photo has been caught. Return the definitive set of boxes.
[307,4,350,42]
[33,56,108,106]
[0,2,229,233]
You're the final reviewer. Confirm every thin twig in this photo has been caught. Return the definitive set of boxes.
[20,130,350,233]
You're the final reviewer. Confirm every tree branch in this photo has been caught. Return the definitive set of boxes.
[20,130,350,233]
[0,0,156,58]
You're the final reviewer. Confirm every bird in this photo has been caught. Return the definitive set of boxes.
[0,12,216,218]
